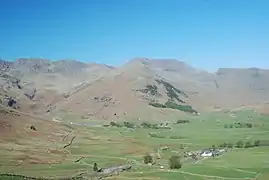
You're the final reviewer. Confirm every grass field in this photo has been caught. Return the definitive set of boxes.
[0,108,269,180]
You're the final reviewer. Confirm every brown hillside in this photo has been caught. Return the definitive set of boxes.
[1,58,269,121]
[0,104,73,166]
[140,59,269,110]
[54,58,194,121]
[0,59,114,115]
[0,104,70,142]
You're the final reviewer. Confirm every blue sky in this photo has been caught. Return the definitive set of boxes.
[0,0,268,71]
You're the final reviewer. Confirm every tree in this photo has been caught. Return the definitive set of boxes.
[124,121,134,128]
[141,122,152,128]
[254,140,260,147]
[227,142,234,148]
[245,141,252,148]
[212,145,216,150]
[110,121,121,127]
[236,140,244,148]
[143,154,153,164]
[152,124,159,129]
[246,123,253,128]
[93,163,98,171]
[169,156,182,169]
[219,142,227,148]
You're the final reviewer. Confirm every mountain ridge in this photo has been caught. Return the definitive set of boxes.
[1,58,269,121]
[3,57,269,72]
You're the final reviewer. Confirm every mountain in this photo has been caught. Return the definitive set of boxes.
[53,58,195,121]
[0,58,114,115]
[1,58,269,121]
[4,58,114,92]
[141,59,269,109]
[207,68,269,108]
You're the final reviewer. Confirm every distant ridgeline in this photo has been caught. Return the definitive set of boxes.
[139,79,198,114]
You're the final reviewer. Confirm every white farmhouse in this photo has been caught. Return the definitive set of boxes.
[201,151,213,157]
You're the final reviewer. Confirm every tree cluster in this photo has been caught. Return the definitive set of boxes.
[143,154,182,169]
[175,120,190,124]
[224,123,253,129]
[218,140,261,149]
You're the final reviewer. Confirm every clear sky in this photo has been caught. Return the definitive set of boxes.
[0,0,268,71]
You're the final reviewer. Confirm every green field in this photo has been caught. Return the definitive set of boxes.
[1,109,269,180]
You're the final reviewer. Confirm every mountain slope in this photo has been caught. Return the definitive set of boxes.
[141,59,269,109]
[53,58,198,121]
[0,59,114,115]
[1,58,269,120]
[0,104,73,167]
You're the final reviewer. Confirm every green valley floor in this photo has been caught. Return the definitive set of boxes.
[0,109,269,180]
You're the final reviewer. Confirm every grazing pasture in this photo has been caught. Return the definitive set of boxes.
[0,109,269,179]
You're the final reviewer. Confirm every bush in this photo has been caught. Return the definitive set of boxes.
[245,123,253,128]
[169,156,182,169]
[212,145,216,150]
[110,121,122,127]
[123,121,134,128]
[245,141,252,148]
[140,122,152,128]
[155,79,187,101]
[139,85,159,96]
[234,123,253,128]
[93,163,98,171]
[165,101,197,114]
[148,102,166,108]
[143,154,153,164]
[254,140,260,147]
[146,84,158,96]
[227,142,234,148]
[140,122,166,129]
[151,124,159,129]
[219,142,228,148]
[175,120,190,124]
[236,140,244,148]
[148,99,198,114]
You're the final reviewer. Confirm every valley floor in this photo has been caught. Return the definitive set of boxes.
[0,109,269,180]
